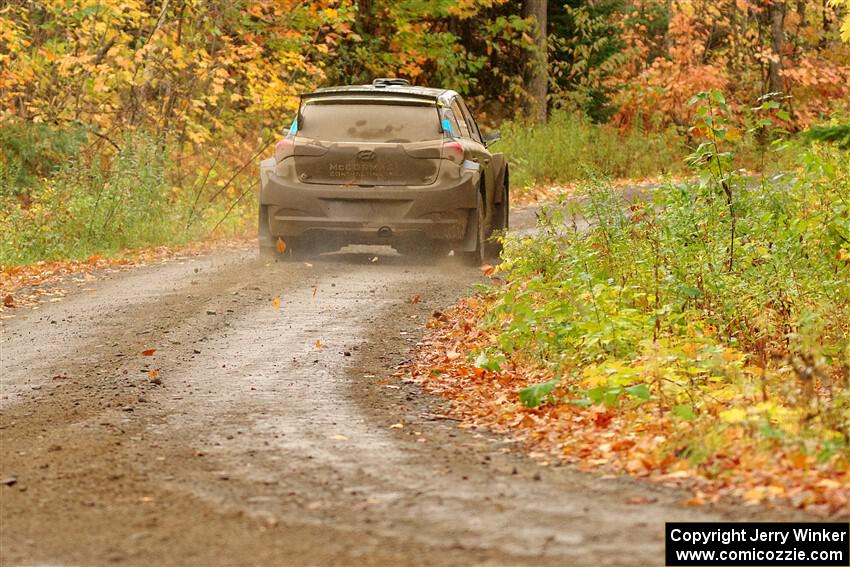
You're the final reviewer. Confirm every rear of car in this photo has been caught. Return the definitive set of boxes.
[258,86,480,256]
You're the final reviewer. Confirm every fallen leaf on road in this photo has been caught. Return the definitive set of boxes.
[315,339,322,349]
[684,495,706,506]
[51,374,68,380]
[409,294,421,304]
[276,238,286,254]
[148,368,161,384]
[3,294,14,308]
[371,256,378,263]
[389,423,404,429]
[480,264,496,277]
[329,434,349,441]
[271,296,281,310]
[141,348,157,356]
[312,286,318,298]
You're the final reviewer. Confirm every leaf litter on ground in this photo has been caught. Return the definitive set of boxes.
[405,296,849,518]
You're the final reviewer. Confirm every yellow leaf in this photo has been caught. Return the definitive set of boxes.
[271,296,281,310]
[726,126,742,142]
[719,407,747,423]
[276,238,286,254]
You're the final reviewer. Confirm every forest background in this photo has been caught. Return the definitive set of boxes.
[1,0,848,264]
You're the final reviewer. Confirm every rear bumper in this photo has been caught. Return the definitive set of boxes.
[259,159,478,242]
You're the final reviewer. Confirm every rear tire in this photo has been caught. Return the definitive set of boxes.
[259,236,304,262]
[486,182,509,259]
[460,193,487,267]
[258,205,278,259]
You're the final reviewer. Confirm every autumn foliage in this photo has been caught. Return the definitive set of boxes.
[1,0,849,265]
[409,101,849,515]
[611,0,850,130]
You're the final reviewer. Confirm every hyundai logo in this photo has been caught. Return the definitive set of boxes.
[356,150,376,161]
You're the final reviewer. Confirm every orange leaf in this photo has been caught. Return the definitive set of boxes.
[684,495,706,507]
[148,368,161,384]
[276,238,286,254]
[480,264,495,277]
[271,296,281,309]
[2,294,14,308]
[593,412,614,428]
[141,348,157,356]
[315,339,322,349]
[409,294,421,304]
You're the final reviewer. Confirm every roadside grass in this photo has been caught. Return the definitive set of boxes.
[499,111,687,188]
[0,120,257,266]
[411,95,850,514]
[499,110,799,191]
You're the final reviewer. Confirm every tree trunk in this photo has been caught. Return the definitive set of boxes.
[523,0,548,124]
[768,0,786,95]
[357,0,374,35]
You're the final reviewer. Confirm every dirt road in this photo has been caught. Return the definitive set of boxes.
[1,208,796,566]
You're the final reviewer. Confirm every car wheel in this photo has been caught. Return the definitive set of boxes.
[259,236,304,262]
[460,193,487,267]
[486,182,509,259]
[258,205,275,257]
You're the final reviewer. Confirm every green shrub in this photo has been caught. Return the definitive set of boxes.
[0,119,88,198]
[498,111,687,188]
[498,109,800,190]
[0,132,193,265]
[484,96,850,459]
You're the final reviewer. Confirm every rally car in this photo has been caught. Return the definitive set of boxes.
[258,78,509,264]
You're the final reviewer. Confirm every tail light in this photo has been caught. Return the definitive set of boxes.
[441,141,464,164]
[274,137,295,163]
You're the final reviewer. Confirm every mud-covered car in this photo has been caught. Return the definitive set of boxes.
[258,78,508,263]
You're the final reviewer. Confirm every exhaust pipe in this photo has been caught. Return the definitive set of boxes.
[378,226,392,238]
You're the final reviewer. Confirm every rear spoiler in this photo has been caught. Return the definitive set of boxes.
[300,88,438,102]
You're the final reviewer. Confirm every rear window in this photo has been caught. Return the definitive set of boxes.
[299,102,441,143]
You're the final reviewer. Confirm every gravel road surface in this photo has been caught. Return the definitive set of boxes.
[1,206,794,566]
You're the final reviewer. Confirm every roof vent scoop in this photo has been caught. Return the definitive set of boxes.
[372,78,411,87]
